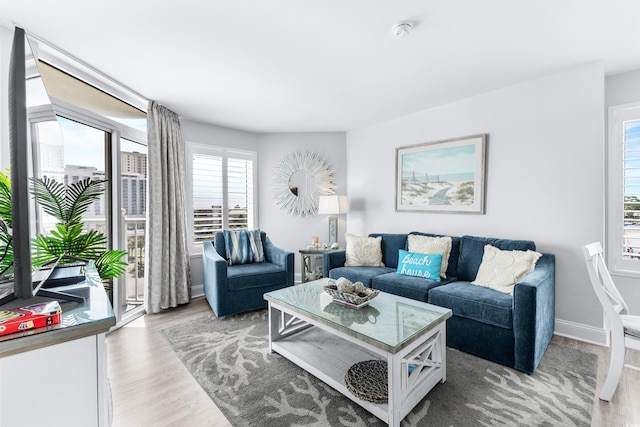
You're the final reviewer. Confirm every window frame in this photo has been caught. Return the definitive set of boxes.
[185,142,258,254]
[607,101,640,276]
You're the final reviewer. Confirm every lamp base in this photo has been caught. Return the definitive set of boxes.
[328,216,337,245]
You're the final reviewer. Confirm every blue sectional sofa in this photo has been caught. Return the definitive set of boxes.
[323,232,555,374]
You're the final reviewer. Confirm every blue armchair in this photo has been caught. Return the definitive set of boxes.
[202,230,294,317]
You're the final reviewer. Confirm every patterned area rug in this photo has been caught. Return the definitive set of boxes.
[162,310,597,427]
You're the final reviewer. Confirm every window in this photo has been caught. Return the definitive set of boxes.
[187,143,257,251]
[26,34,148,325]
[608,102,640,274]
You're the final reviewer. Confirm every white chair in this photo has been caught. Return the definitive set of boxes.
[583,242,640,401]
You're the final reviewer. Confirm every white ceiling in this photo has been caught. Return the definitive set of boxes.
[1,1,639,133]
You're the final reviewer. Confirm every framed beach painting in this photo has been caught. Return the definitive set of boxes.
[396,134,487,214]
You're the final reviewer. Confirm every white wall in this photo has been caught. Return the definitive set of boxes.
[605,70,640,315]
[606,70,640,107]
[346,63,606,342]
[258,132,347,281]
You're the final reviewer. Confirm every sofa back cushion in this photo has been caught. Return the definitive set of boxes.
[457,235,536,282]
[409,232,461,278]
[369,233,408,269]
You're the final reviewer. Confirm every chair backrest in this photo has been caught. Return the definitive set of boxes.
[583,242,629,335]
[213,230,268,260]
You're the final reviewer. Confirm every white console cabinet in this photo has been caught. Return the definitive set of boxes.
[0,268,115,427]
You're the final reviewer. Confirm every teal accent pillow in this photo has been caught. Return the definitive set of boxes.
[396,249,442,281]
[223,229,265,265]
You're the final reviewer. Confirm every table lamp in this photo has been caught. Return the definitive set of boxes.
[317,195,349,245]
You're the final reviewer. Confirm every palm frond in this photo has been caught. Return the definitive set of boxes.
[65,179,106,223]
[29,176,67,222]
[95,250,127,280]
[0,170,11,227]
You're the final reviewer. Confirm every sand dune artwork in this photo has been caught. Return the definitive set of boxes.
[396,134,487,214]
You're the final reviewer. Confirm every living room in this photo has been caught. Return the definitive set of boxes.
[1,2,640,426]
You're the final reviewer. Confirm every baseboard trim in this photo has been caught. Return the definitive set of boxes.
[191,283,204,298]
[554,318,607,346]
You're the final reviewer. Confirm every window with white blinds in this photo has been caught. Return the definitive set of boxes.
[608,102,640,274]
[187,144,256,250]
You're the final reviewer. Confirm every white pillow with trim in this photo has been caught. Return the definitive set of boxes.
[408,234,452,278]
[471,244,542,295]
[344,234,385,267]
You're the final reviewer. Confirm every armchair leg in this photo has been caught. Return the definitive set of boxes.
[600,336,626,401]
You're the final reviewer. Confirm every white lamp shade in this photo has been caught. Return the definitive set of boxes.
[317,195,349,215]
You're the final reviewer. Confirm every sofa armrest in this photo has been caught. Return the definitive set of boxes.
[263,236,295,285]
[323,250,346,277]
[203,240,229,294]
[513,253,556,373]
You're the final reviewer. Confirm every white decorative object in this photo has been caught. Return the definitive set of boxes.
[272,151,335,216]
[472,245,542,294]
[392,22,414,38]
[344,233,385,267]
[407,234,453,278]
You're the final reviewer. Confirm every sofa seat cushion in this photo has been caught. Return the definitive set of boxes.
[428,281,514,329]
[227,262,287,290]
[329,266,394,288]
[372,273,455,302]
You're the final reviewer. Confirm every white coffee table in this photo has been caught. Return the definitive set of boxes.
[264,278,452,426]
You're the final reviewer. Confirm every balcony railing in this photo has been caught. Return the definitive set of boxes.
[122,214,146,308]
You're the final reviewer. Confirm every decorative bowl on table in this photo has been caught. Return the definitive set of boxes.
[324,277,379,307]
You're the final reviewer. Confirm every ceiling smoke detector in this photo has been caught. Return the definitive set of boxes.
[392,22,413,38]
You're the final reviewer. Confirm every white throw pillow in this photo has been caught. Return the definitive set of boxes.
[408,234,452,278]
[471,244,542,295]
[344,234,385,267]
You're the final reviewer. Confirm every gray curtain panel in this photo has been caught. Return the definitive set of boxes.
[146,101,191,313]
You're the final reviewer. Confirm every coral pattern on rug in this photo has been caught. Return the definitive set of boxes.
[162,310,596,427]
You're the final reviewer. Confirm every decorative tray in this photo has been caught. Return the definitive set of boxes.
[330,298,371,309]
[324,278,379,306]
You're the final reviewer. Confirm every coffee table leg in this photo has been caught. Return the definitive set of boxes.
[388,353,402,427]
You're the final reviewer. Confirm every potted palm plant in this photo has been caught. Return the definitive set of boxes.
[29,176,127,282]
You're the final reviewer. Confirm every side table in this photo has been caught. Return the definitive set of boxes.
[298,248,338,283]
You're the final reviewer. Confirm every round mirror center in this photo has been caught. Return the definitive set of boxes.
[289,170,316,197]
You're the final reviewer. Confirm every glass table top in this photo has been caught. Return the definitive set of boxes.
[264,279,452,353]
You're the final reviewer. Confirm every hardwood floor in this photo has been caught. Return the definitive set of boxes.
[107,297,640,427]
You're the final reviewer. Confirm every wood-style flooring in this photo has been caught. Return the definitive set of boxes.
[107,297,640,427]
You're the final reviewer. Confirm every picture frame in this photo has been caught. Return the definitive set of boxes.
[395,134,487,214]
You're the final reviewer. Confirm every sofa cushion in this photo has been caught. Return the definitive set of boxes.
[223,229,265,265]
[471,245,542,295]
[428,281,514,330]
[345,234,385,267]
[409,232,461,278]
[328,266,394,288]
[396,249,442,281]
[369,233,408,269]
[226,262,287,290]
[457,235,536,282]
[408,234,452,278]
[372,272,454,302]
